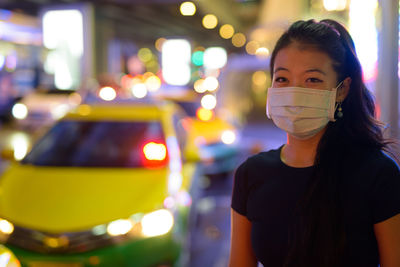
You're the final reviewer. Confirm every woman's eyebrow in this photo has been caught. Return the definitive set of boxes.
[305,68,327,75]
[274,67,289,73]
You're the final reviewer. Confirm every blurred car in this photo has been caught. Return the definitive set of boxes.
[11,89,82,129]
[0,100,201,267]
[183,116,240,177]
[157,91,241,177]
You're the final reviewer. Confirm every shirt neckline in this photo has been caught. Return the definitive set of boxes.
[277,145,315,170]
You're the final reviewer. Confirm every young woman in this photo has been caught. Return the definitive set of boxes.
[229,19,400,267]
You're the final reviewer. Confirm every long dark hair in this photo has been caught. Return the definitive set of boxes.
[269,19,388,267]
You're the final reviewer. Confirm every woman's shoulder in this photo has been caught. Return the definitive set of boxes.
[356,147,399,171]
[346,147,400,179]
[357,148,400,224]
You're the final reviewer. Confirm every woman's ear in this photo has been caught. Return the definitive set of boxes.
[336,77,351,102]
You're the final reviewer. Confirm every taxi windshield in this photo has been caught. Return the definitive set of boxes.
[22,120,165,167]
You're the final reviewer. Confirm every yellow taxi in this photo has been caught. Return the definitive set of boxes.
[160,92,240,177]
[0,100,200,267]
[182,115,239,177]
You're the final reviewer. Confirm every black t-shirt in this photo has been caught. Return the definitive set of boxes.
[231,146,400,267]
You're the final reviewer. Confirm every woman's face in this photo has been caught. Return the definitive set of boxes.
[272,43,338,90]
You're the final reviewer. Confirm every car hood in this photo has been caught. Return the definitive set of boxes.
[0,164,169,233]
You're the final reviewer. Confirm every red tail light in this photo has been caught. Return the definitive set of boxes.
[142,141,168,168]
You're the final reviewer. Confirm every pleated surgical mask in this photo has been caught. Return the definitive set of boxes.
[266,82,342,140]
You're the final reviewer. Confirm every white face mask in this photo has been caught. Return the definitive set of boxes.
[266,83,342,140]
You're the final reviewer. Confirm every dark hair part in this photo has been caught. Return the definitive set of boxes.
[269,19,390,267]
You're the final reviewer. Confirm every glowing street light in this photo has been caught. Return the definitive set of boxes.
[180,2,196,16]
[219,24,235,39]
[232,33,246,47]
[202,14,218,29]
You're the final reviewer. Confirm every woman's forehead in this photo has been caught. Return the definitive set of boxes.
[273,43,335,74]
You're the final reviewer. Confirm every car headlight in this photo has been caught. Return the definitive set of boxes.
[0,219,14,235]
[141,209,174,237]
[3,209,175,254]
[103,209,174,238]
[107,219,134,236]
[0,219,14,244]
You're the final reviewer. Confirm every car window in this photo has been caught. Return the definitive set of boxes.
[22,120,166,168]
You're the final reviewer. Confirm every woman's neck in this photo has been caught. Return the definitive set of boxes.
[281,128,326,167]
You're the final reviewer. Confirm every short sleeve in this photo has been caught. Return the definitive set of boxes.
[231,160,249,216]
[370,154,400,224]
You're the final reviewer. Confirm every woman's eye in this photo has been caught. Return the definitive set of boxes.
[274,77,288,83]
[306,78,323,83]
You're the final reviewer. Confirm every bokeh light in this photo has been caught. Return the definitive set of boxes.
[203,47,227,69]
[99,86,117,101]
[252,71,267,86]
[202,14,218,29]
[232,33,246,47]
[143,142,167,161]
[162,39,191,86]
[180,1,196,16]
[201,94,217,110]
[196,107,214,121]
[245,41,260,55]
[145,76,161,92]
[11,133,29,161]
[221,130,236,145]
[107,219,133,236]
[203,76,219,92]
[252,71,268,93]
[255,47,270,59]
[141,209,174,237]
[145,60,160,73]
[138,48,153,62]
[194,79,206,93]
[155,38,166,52]
[349,0,378,82]
[219,24,235,39]
[131,83,148,98]
[323,0,347,11]
[192,51,204,66]
[0,219,14,234]
[12,103,28,120]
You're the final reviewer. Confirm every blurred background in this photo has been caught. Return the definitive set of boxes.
[0,0,397,266]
